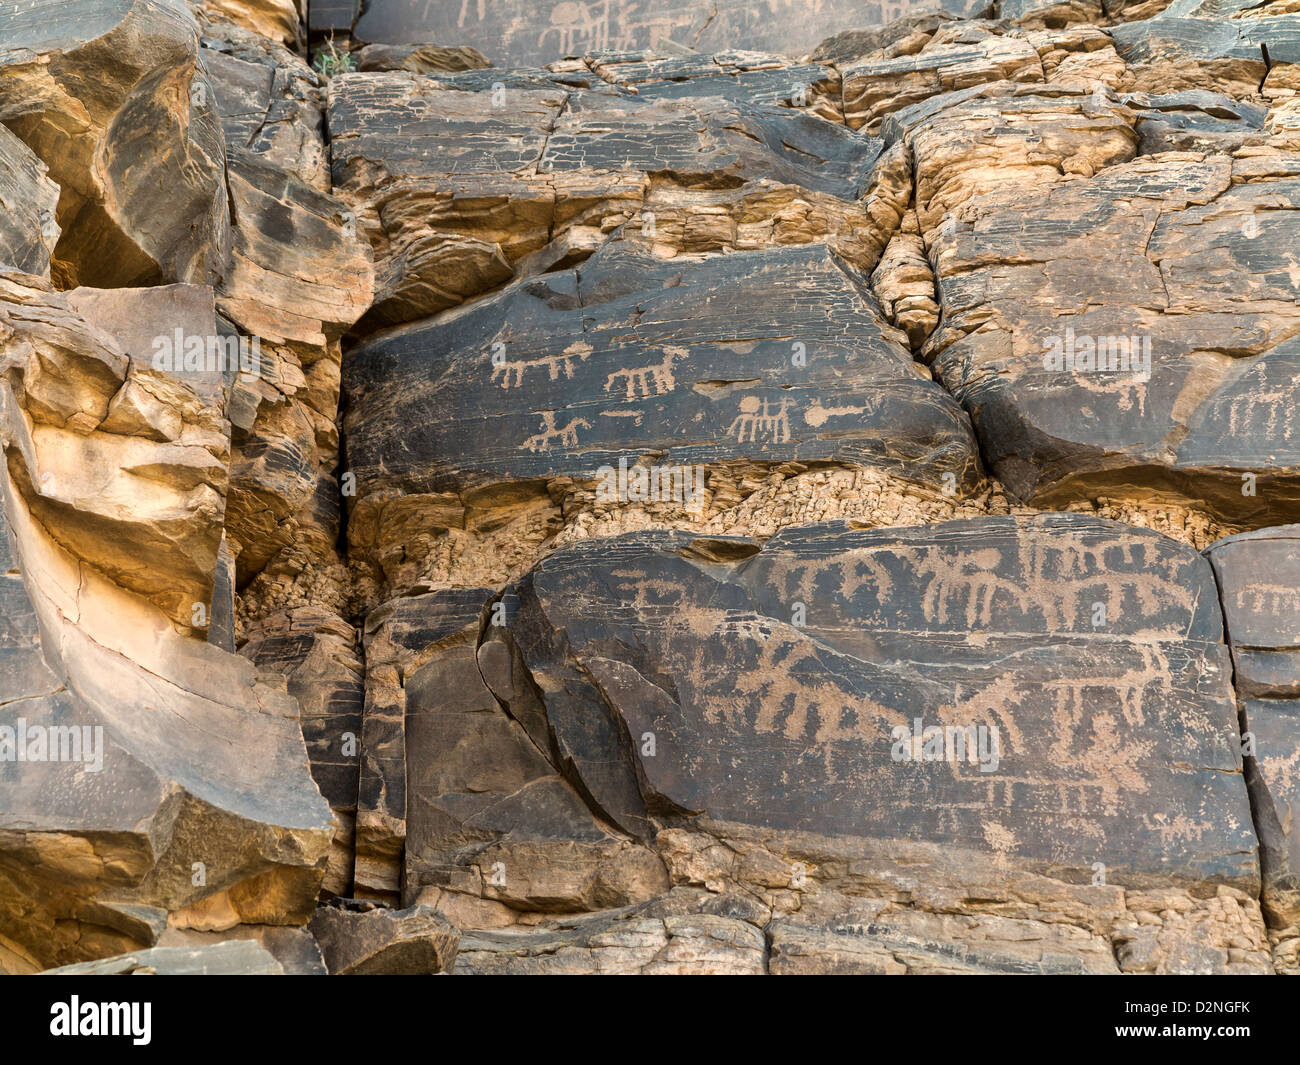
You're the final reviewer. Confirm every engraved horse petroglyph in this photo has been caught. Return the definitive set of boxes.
[523,411,591,451]
[605,349,679,400]
[493,343,592,389]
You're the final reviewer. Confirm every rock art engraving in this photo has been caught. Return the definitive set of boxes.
[728,396,794,443]
[523,411,592,450]
[605,349,680,400]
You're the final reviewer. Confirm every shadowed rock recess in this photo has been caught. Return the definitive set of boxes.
[1,0,1299,976]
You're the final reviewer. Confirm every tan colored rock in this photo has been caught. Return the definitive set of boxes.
[0,0,230,288]
[1,277,231,629]
[357,43,491,73]
[43,940,286,974]
[192,0,303,49]
[872,210,940,349]
[842,28,1044,133]
[0,478,332,972]
[309,900,459,974]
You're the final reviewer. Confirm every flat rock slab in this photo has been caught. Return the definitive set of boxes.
[452,890,768,975]
[1123,90,1269,153]
[1206,525,1300,928]
[842,33,1044,133]
[339,0,988,69]
[156,924,328,974]
[343,240,980,515]
[483,514,1256,890]
[1109,15,1300,95]
[328,69,893,326]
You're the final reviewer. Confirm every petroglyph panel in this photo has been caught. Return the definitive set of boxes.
[897,83,1300,524]
[342,239,981,513]
[480,515,1255,889]
[741,514,1224,640]
[348,0,962,69]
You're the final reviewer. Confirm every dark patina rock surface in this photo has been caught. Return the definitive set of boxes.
[1206,525,1300,932]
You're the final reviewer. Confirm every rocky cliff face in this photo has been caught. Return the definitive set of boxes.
[1,0,1299,975]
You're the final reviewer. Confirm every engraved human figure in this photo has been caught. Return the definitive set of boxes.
[728,396,793,443]
[523,411,591,451]
[539,0,611,53]
[1224,374,1298,439]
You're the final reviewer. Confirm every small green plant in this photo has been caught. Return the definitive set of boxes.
[313,35,357,77]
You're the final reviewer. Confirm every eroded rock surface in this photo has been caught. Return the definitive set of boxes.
[341,0,992,69]
[308,899,459,974]
[344,241,982,596]
[0,0,231,288]
[1206,526,1300,964]
[327,68,897,329]
[5,0,1300,979]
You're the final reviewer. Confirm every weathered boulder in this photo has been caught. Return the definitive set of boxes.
[0,0,230,287]
[0,278,231,628]
[355,587,669,916]
[200,16,329,190]
[0,126,60,278]
[308,900,459,974]
[0,272,333,974]
[0,487,333,972]
[342,240,983,595]
[191,0,303,50]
